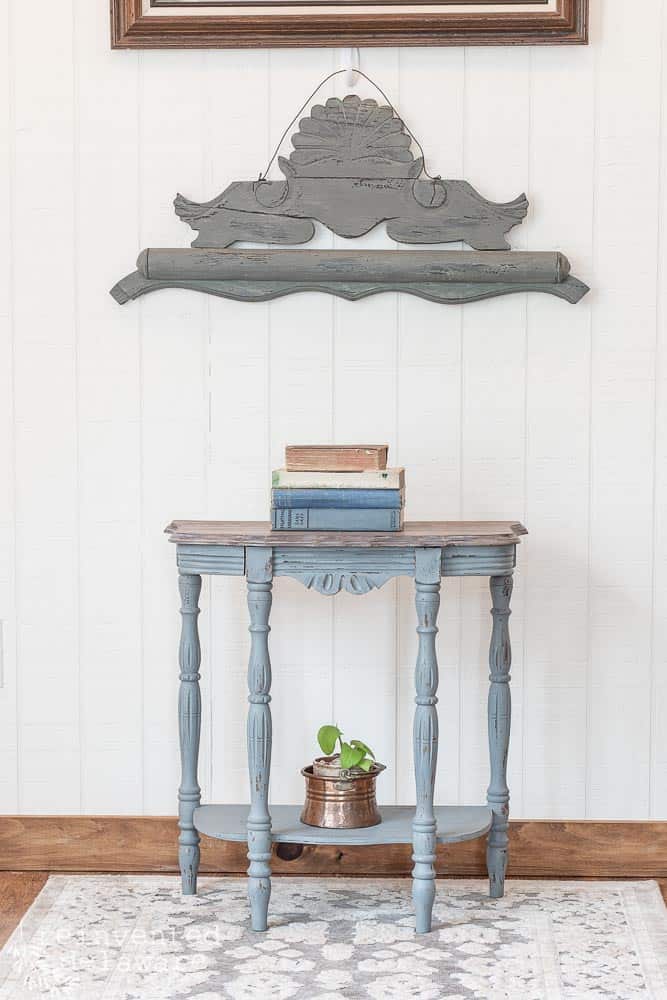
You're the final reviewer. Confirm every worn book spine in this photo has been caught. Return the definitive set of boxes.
[285,445,388,472]
[272,488,403,510]
[271,508,403,531]
[272,468,405,490]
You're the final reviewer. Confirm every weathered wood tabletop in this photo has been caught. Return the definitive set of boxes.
[165,519,528,548]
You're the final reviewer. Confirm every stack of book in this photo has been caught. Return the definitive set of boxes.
[271,445,405,531]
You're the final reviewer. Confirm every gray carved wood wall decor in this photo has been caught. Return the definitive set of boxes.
[111,95,589,308]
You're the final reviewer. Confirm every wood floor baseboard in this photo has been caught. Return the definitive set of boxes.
[0,817,665,879]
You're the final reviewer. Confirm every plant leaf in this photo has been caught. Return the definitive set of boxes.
[317,725,342,756]
[350,739,375,759]
[357,757,374,772]
[340,741,365,770]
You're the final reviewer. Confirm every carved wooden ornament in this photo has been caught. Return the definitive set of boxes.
[111,94,589,308]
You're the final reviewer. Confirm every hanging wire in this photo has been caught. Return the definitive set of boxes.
[257,68,440,183]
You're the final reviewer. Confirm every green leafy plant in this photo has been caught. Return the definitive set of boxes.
[317,725,376,772]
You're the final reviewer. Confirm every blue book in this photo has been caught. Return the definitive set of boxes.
[272,488,403,510]
[271,508,403,531]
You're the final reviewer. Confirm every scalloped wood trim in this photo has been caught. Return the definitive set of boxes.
[110,272,589,307]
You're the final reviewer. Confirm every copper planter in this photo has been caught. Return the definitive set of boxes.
[300,757,386,829]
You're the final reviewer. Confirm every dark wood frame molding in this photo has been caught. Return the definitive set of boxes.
[3,817,665,878]
[111,0,588,48]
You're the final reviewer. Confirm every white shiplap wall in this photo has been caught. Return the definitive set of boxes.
[1,1,665,819]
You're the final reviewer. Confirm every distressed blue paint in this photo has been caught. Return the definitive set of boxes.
[171,532,522,933]
[274,546,415,580]
[412,548,441,934]
[246,547,273,932]
[177,541,516,581]
[442,544,516,577]
[177,544,245,576]
[178,572,202,895]
[487,575,513,899]
[194,803,492,845]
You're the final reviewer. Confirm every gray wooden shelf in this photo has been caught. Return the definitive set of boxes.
[193,803,492,847]
[112,97,589,310]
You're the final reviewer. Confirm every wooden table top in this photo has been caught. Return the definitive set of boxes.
[165,520,528,548]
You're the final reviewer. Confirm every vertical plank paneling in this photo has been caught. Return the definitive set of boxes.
[0,0,17,811]
[12,0,80,812]
[330,51,401,806]
[139,52,209,814]
[395,49,465,808]
[4,27,667,823]
[521,42,595,818]
[206,51,270,805]
[459,55,532,821]
[460,48,530,815]
[74,1,142,814]
[649,3,667,822]
[266,50,337,803]
[588,0,662,818]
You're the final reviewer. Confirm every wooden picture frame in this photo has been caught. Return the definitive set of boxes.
[111,0,588,49]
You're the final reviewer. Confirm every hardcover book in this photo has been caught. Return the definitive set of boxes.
[285,445,388,472]
[271,508,403,531]
[272,468,405,490]
[272,488,403,510]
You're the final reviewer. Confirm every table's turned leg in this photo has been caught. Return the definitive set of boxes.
[412,548,441,935]
[246,547,273,932]
[178,572,202,895]
[487,574,513,899]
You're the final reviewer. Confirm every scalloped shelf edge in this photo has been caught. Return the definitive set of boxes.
[111,272,589,307]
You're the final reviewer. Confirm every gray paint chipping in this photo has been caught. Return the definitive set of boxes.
[173,96,528,250]
[111,94,589,308]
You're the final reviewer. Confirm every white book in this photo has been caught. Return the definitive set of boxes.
[272,467,405,490]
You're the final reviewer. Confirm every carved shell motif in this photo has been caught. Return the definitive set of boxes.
[281,95,422,179]
[301,572,392,596]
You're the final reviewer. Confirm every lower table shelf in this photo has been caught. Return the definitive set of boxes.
[193,803,492,846]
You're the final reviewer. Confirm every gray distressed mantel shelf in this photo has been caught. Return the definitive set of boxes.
[111,95,589,309]
[167,518,526,934]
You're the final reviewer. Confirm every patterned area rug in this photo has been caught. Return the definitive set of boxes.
[0,876,666,999]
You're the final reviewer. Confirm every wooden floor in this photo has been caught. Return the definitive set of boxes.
[0,872,665,950]
[0,873,48,949]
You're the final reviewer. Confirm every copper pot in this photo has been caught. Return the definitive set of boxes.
[300,756,386,829]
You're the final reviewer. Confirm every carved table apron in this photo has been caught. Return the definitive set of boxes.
[165,519,527,934]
